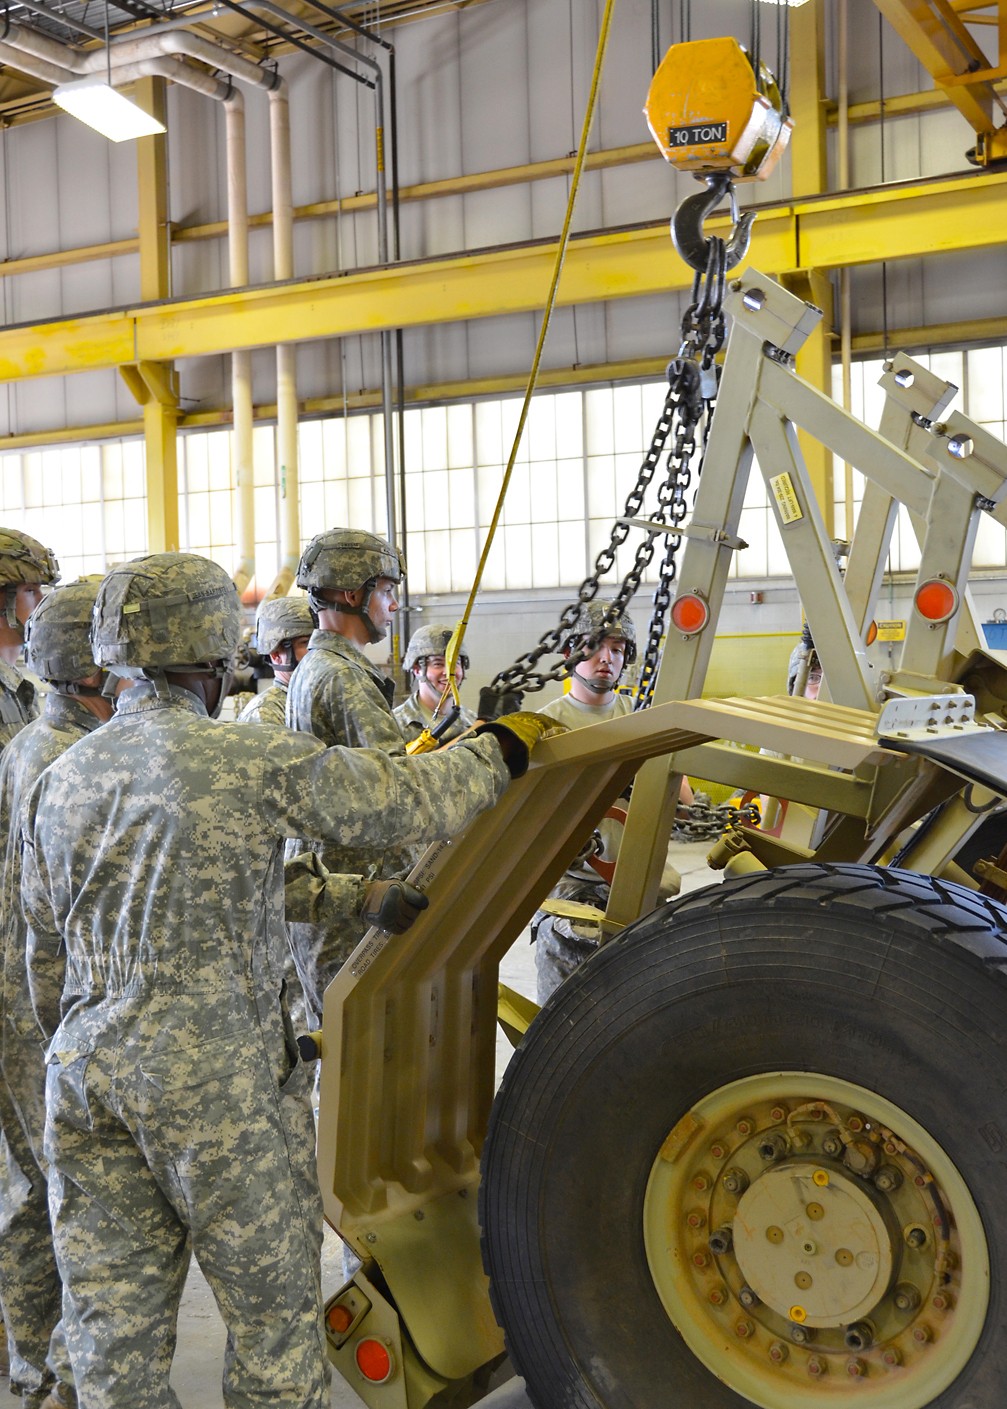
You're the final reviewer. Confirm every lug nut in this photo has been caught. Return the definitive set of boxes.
[758,1132,790,1162]
[686,1210,706,1229]
[912,1324,933,1346]
[692,1251,709,1269]
[790,1325,812,1345]
[692,1174,710,1192]
[932,1292,953,1312]
[735,1320,754,1339]
[807,1356,827,1377]
[722,1167,749,1195]
[708,1287,727,1306]
[738,1285,760,1310]
[847,1358,867,1378]
[822,1130,844,1157]
[708,1227,733,1256]
[736,1118,754,1136]
[874,1164,903,1192]
[894,1283,921,1312]
[844,1321,874,1352]
[710,1142,727,1159]
[848,1115,864,1132]
[881,1346,902,1368]
[768,1341,788,1364]
[770,1106,787,1122]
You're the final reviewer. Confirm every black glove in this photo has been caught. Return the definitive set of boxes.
[473,711,566,778]
[360,879,430,934]
[477,686,525,721]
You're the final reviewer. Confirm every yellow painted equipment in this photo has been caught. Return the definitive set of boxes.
[644,37,791,182]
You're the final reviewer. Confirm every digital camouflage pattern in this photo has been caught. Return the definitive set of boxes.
[394,690,477,746]
[0,530,60,588]
[532,690,635,1003]
[236,681,289,729]
[0,693,100,1407]
[563,599,638,663]
[296,528,404,593]
[0,659,38,754]
[252,596,315,657]
[285,629,412,1024]
[24,580,101,685]
[91,553,241,672]
[22,681,510,1409]
[402,623,468,675]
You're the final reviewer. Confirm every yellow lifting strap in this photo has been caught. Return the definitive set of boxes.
[421,0,617,726]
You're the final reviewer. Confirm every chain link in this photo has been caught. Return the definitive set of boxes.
[487,234,730,702]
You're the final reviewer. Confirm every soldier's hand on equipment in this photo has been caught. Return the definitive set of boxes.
[473,712,567,778]
[477,686,525,720]
[361,879,430,934]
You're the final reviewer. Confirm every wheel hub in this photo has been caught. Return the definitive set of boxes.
[643,1073,988,1407]
[733,1162,894,1327]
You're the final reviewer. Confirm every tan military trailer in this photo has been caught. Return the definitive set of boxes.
[309,263,1007,1409]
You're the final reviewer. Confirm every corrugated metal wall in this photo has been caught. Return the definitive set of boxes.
[0,0,999,438]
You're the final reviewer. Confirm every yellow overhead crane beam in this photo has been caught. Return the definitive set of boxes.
[873,0,1007,164]
[0,168,1006,383]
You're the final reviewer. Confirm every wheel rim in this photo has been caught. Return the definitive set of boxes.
[643,1072,989,1407]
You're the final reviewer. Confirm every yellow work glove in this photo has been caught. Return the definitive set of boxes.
[473,712,567,778]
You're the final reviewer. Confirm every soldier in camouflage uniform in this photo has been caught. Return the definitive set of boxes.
[394,623,477,746]
[0,581,108,1409]
[532,602,639,1003]
[0,529,60,754]
[237,595,315,728]
[285,529,412,1024]
[20,551,549,1409]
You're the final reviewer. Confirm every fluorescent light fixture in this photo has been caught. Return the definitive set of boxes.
[52,77,166,142]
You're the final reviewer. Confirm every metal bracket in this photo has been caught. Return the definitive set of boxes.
[876,692,977,739]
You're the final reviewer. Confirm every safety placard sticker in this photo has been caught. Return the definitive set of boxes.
[875,620,906,642]
[667,122,728,147]
[770,472,804,525]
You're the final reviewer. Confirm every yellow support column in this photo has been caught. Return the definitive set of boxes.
[783,0,835,535]
[134,76,179,554]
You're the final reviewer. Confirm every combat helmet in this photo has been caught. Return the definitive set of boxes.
[24,577,102,687]
[253,594,316,657]
[0,528,60,632]
[563,600,637,665]
[403,623,469,678]
[92,553,241,686]
[296,528,405,644]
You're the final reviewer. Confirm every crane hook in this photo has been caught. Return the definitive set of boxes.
[671,171,756,274]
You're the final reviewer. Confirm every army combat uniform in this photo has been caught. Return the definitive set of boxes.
[23,668,511,1409]
[236,679,288,728]
[0,657,39,752]
[393,690,477,745]
[0,692,95,1408]
[285,630,412,1022]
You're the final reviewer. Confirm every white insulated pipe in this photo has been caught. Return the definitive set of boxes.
[0,21,292,597]
[268,87,301,598]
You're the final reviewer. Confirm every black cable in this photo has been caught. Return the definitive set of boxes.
[213,0,374,86]
[651,0,659,73]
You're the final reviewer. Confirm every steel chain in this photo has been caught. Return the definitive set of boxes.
[487,234,730,702]
[673,796,761,843]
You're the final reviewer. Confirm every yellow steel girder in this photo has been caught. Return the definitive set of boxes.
[0,170,1005,382]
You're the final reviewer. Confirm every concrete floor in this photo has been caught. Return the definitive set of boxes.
[0,841,718,1408]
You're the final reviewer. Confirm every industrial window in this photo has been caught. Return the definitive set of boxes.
[4,358,1007,591]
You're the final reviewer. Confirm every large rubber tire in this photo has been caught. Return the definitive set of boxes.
[480,864,1007,1409]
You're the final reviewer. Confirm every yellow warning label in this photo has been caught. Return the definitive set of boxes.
[770,472,803,525]
[875,620,906,642]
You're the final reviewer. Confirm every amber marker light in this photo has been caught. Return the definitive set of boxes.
[670,592,710,636]
[865,620,878,646]
[914,579,959,623]
[355,1338,394,1383]
[326,1303,353,1335]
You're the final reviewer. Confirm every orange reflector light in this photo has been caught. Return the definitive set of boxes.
[670,593,710,636]
[326,1303,353,1335]
[914,579,958,623]
[355,1338,393,1383]
[865,620,878,646]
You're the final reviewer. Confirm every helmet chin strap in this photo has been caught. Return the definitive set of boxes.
[4,586,21,634]
[571,662,621,696]
[307,585,386,643]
